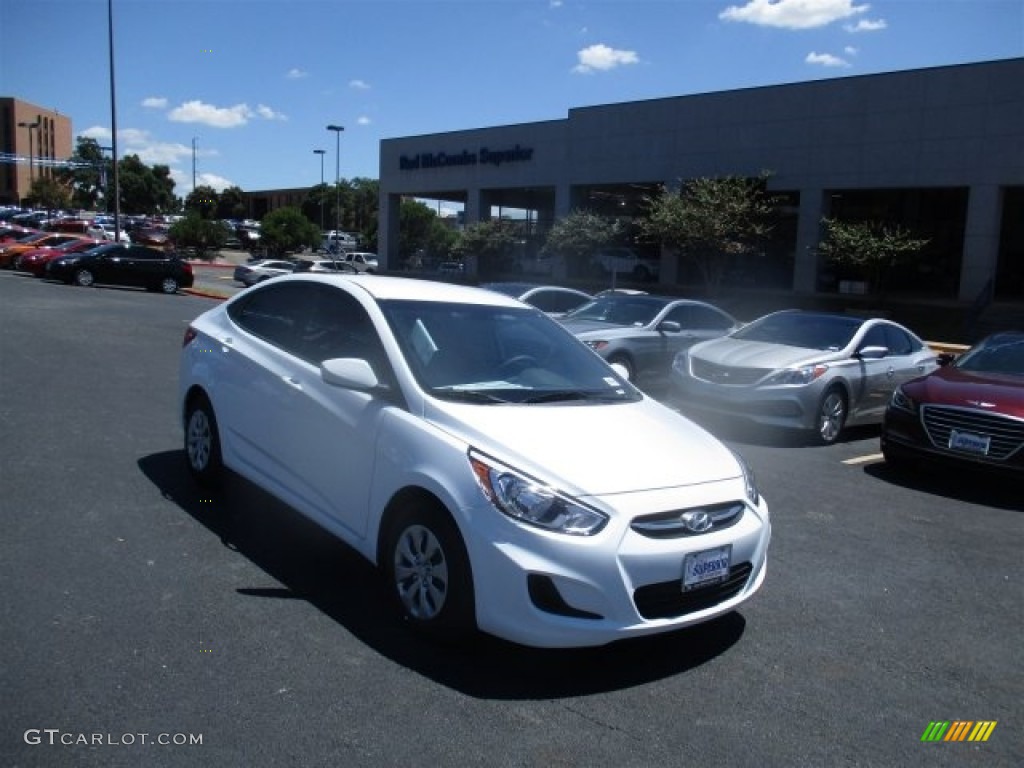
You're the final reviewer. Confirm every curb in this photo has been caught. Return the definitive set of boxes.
[183,288,230,301]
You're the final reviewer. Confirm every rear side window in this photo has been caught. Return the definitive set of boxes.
[228,283,311,353]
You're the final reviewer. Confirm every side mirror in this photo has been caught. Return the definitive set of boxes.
[657,320,682,333]
[856,345,889,360]
[320,358,381,391]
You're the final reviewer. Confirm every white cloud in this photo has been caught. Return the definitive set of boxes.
[845,18,887,32]
[572,44,639,74]
[844,45,858,55]
[349,79,371,90]
[550,1,563,7]
[196,172,234,192]
[80,125,112,141]
[142,97,168,109]
[806,51,851,67]
[356,116,372,126]
[256,104,287,121]
[168,100,253,128]
[720,0,869,30]
[286,68,308,79]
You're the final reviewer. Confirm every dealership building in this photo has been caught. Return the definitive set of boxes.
[378,58,1023,302]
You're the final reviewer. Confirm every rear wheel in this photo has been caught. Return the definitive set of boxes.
[160,276,180,294]
[816,386,847,444]
[184,395,223,486]
[384,501,474,642]
[74,269,95,287]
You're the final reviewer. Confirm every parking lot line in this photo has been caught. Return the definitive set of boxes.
[843,453,884,465]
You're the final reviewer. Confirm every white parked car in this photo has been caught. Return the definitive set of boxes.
[343,251,379,273]
[179,274,770,648]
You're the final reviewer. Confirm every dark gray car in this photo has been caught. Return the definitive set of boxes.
[559,294,739,387]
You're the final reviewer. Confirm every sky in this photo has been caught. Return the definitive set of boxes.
[2,0,1021,200]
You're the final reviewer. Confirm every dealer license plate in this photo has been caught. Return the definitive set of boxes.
[682,545,731,591]
[949,429,991,455]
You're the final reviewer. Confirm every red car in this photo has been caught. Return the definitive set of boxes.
[17,238,104,276]
[881,331,1024,477]
[0,232,82,268]
[0,225,38,246]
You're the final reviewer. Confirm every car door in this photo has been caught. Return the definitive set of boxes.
[126,246,162,287]
[225,282,388,538]
[853,324,900,420]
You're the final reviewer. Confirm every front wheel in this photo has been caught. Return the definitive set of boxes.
[160,276,180,294]
[184,395,223,486]
[74,269,95,287]
[816,386,847,444]
[608,353,635,382]
[384,502,474,642]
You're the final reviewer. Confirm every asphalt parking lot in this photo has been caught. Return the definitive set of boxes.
[1,272,1020,768]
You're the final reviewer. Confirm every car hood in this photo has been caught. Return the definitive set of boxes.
[423,397,739,496]
[903,366,1024,417]
[690,338,841,368]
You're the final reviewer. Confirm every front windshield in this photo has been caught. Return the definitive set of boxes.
[733,311,862,351]
[562,296,669,327]
[955,334,1024,376]
[380,300,639,404]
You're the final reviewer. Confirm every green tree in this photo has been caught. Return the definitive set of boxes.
[542,208,623,276]
[452,218,517,276]
[259,206,320,256]
[639,174,776,295]
[301,183,333,231]
[215,186,246,220]
[25,175,71,211]
[169,212,230,261]
[117,155,177,215]
[397,199,455,265]
[185,185,219,219]
[56,137,109,210]
[818,218,929,294]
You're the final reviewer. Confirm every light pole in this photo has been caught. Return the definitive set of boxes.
[107,0,121,242]
[99,145,113,212]
[17,121,39,198]
[326,124,344,234]
[313,149,326,230]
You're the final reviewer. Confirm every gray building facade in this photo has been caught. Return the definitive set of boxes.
[379,58,1023,302]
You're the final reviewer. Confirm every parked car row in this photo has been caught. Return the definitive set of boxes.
[233,253,381,287]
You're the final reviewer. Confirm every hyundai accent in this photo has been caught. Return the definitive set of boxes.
[179,274,770,648]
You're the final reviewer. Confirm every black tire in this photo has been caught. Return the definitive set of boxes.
[815,386,848,445]
[184,394,223,487]
[73,268,95,287]
[383,501,474,642]
[160,276,180,294]
[607,353,635,382]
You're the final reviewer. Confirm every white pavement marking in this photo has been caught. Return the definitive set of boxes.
[843,453,884,465]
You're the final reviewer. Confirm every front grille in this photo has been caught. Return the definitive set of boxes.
[921,405,1024,461]
[690,359,767,386]
[631,501,744,538]
[633,562,753,620]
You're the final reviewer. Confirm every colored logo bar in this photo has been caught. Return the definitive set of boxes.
[921,721,997,742]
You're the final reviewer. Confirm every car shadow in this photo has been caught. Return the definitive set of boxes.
[137,450,748,699]
[864,460,1023,511]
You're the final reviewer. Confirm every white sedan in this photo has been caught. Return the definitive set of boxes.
[179,274,770,648]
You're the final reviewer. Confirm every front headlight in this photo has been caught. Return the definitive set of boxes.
[469,450,608,536]
[762,364,828,386]
[889,386,917,413]
[729,449,760,507]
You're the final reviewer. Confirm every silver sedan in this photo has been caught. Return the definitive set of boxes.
[672,310,938,444]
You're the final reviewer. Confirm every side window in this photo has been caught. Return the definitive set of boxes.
[228,282,312,354]
[860,326,888,352]
[884,326,915,355]
[526,291,559,314]
[690,305,735,331]
[663,305,692,326]
[295,284,387,369]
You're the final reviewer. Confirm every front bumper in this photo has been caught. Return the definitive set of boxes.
[672,373,823,433]
[464,476,771,648]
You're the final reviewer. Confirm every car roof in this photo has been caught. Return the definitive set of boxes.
[270,273,527,307]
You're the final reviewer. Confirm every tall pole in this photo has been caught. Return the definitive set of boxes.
[313,149,326,230]
[107,0,121,242]
[326,124,344,234]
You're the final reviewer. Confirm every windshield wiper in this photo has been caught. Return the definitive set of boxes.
[522,390,621,404]
[433,389,510,404]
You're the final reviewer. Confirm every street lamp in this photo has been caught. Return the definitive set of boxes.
[17,121,39,195]
[326,124,344,234]
[313,149,326,230]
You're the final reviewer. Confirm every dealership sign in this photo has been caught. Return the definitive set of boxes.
[400,145,534,171]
